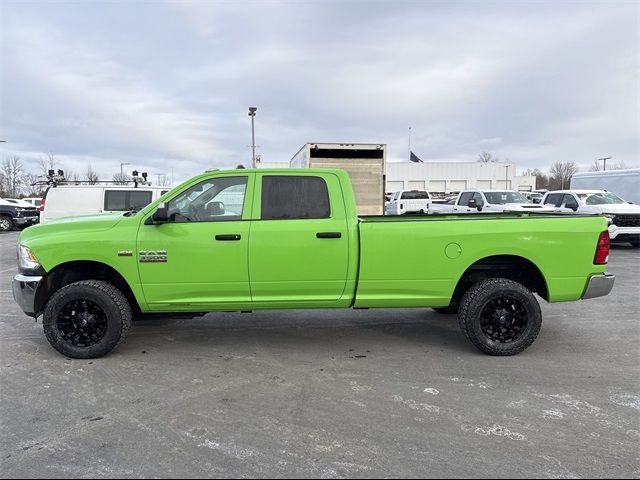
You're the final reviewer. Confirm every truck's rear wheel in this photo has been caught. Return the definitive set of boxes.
[458,278,541,356]
[43,280,132,359]
[0,216,14,232]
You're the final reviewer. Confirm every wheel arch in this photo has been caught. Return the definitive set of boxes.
[450,254,549,305]
[35,260,141,316]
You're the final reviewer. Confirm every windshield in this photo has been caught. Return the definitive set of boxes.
[484,192,530,204]
[580,193,626,205]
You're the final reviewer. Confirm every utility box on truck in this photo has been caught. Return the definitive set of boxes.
[290,143,386,215]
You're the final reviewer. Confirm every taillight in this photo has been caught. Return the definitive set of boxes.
[594,230,610,265]
[39,198,45,212]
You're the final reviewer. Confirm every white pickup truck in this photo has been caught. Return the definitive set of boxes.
[542,190,640,247]
[430,190,553,214]
[385,189,431,215]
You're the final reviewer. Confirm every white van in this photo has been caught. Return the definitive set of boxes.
[40,185,171,223]
[571,169,640,205]
[385,190,431,215]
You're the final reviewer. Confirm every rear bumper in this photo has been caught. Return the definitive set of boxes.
[12,274,42,317]
[581,273,615,300]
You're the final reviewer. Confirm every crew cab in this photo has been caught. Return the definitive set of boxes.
[542,190,640,247]
[385,189,431,215]
[0,198,39,231]
[12,169,614,359]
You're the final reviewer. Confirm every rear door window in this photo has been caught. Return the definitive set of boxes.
[261,176,330,220]
[104,190,153,211]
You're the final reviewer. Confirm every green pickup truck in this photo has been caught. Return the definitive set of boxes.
[12,168,615,358]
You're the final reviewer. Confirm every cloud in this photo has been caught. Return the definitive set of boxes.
[1,0,637,183]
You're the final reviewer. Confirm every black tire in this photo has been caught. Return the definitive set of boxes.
[458,278,541,356]
[432,305,459,315]
[43,280,132,359]
[0,216,14,232]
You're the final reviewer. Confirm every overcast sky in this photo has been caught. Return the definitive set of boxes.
[1,0,638,183]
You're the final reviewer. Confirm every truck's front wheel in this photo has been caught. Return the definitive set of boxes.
[458,278,541,356]
[0,216,14,232]
[43,280,132,359]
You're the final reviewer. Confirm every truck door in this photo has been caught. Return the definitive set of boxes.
[453,192,474,212]
[137,174,253,309]
[249,173,349,303]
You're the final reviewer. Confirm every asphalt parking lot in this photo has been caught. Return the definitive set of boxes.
[1,230,638,478]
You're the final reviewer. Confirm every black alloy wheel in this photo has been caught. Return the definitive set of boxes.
[458,278,542,356]
[56,299,108,347]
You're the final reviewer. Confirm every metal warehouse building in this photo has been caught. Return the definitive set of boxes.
[385,162,536,194]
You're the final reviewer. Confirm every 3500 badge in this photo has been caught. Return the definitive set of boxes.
[139,250,168,263]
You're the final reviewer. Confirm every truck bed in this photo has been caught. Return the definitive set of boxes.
[354,212,608,308]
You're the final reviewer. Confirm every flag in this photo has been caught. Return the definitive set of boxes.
[410,151,423,163]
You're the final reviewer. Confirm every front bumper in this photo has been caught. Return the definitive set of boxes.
[582,273,615,300]
[12,274,43,317]
[609,225,640,240]
[13,216,39,226]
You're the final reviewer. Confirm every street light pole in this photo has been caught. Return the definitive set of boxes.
[248,107,257,168]
[597,157,612,171]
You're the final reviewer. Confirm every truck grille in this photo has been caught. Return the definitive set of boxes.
[613,215,640,227]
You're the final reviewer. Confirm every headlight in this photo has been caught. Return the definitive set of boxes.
[17,245,41,271]
[604,214,616,225]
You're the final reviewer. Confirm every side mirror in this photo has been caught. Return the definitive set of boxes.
[566,203,578,212]
[468,199,477,208]
[151,203,169,223]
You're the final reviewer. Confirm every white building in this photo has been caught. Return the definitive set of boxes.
[385,162,536,193]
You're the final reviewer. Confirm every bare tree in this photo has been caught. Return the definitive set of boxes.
[112,172,132,185]
[522,168,550,190]
[85,165,99,184]
[22,173,45,197]
[156,174,172,187]
[610,159,629,170]
[0,156,25,197]
[478,151,499,163]
[37,152,57,177]
[549,162,578,190]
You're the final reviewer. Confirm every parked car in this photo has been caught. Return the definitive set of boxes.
[524,192,544,204]
[542,190,640,247]
[385,189,431,215]
[430,190,554,214]
[0,197,39,231]
[12,168,614,359]
[429,197,457,214]
[40,185,171,223]
[21,197,43,208]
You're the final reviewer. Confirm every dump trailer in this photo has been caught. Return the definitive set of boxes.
[290,143,386,215]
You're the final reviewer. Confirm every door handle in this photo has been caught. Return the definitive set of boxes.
[215,234,241,241]
[316,232,342,239]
